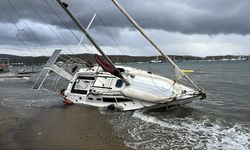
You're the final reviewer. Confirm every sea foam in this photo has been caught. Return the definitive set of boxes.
[130,110,250,150]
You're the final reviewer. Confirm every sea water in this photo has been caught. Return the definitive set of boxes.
[105,60,250,150]
[2,60,250,149]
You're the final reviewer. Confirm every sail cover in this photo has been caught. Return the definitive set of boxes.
[95,54,123,79]
[121,71,182,103]
[95,54,113,73]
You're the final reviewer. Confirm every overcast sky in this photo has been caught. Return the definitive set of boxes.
[0,0,249,57]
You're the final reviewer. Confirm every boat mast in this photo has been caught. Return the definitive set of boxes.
[111,0,200,91]
[56,0,129,85]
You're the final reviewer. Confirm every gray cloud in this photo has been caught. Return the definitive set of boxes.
[75,0,250,35]
[0,0,250,56]
[0,0,249,34]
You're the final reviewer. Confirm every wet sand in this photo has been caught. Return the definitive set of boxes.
[0,72,19,78]
[0,78,130,149]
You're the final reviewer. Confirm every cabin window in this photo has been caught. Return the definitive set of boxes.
[88,97,93,100]
[77,76,95,80]
[115,79,123,88]
[103,97,116,103]
[71,88,87,95]
[117,98,132,102]
[71,79,88,95]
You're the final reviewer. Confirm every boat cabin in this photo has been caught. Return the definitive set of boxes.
[64,66,139,110]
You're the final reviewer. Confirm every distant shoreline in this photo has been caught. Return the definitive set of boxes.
[1,53,249,66]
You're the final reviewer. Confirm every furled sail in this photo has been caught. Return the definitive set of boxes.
[121,70,186,103]
[95,54,114,74]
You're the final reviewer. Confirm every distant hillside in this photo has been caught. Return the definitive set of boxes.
[0,54,17,59]
[0,53,204,66]
[1,53,249,66]
[0,54,48,66]
[204,55,249,60]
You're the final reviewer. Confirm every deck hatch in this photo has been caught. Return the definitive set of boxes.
[117,98,133,102]
[115,79,123,88]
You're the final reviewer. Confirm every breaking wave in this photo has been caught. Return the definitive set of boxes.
[109,109,250,150]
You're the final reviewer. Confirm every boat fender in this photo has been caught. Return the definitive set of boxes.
[107,104,123,111]
[115,105,123,111]
[199,92,206,100]
[60,89,66,96]
[107,104,116,110]
[63,98,73,105]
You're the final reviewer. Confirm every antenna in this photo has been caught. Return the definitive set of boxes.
[78,13,96,45]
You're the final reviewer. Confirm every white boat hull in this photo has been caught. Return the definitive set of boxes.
[62,66,201,111]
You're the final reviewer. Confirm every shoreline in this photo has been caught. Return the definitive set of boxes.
[0,78,131,150]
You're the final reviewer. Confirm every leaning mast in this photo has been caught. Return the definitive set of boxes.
[111,0,201,91]
[56,0,129,85]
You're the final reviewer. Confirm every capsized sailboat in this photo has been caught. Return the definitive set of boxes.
[32,0,206,111]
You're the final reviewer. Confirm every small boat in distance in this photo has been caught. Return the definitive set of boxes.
[32,0,206,111]
[150,55,162,63]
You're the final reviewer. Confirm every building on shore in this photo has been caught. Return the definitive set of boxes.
[0,58,9,72]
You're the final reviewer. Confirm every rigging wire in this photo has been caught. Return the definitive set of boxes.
[0,1,36,56]
[44,0,99,76]
[24,0,75,55]
[45,0,99,56]
[39,1,102,65]
[44,0,81,44]
[6,0,49,56]
[81,0,127,56]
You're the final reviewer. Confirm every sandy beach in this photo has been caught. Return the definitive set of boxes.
[0,78,130,150]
